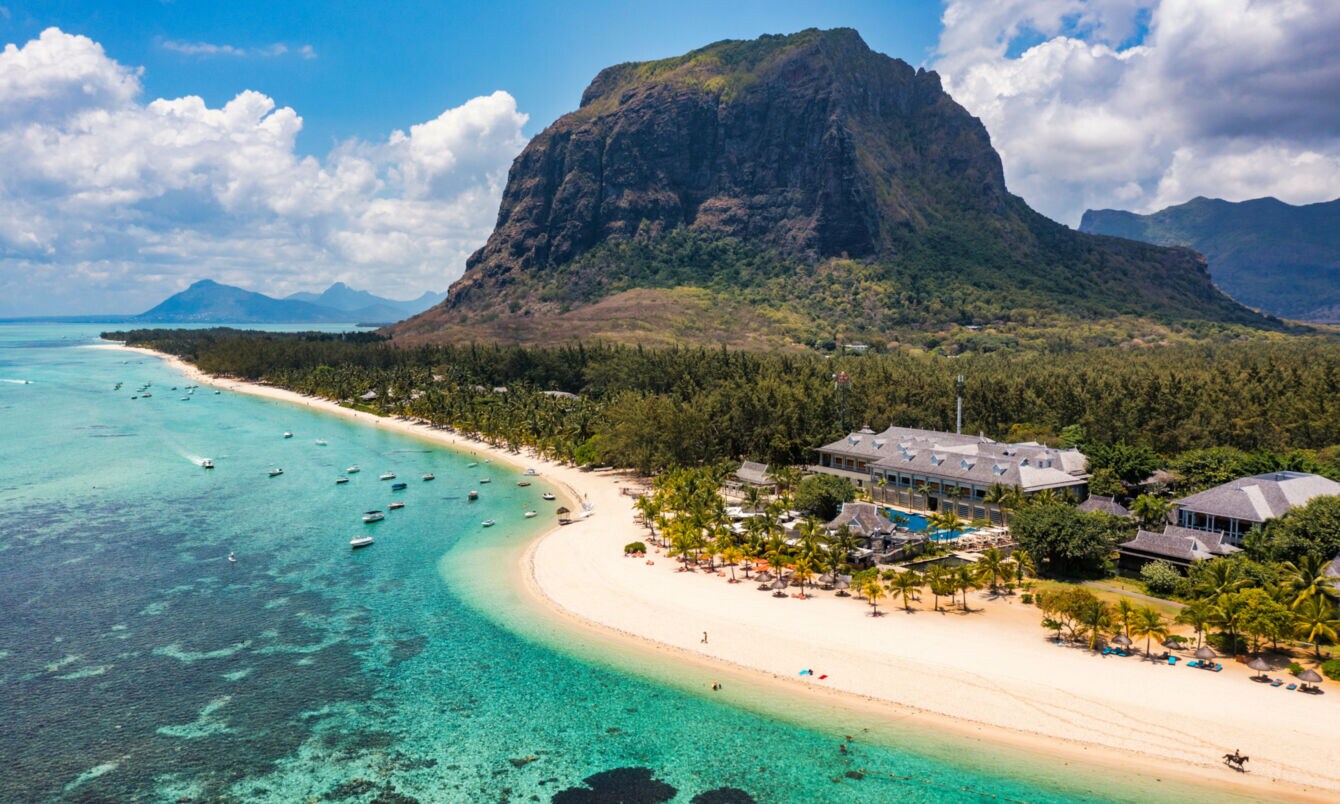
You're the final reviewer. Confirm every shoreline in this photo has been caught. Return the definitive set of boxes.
[103,342,1337,802]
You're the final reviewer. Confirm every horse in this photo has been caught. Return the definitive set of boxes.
[1222,752,1250,772]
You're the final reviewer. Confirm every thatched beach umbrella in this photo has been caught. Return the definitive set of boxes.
[1112,633,1133,648]
[1247,657,1272,679]
[1161,638,1182,650]
[1297,669,1323,683]
[556,506,570,515]
[754,571,775,583]
[1195,645,1216,661]
[770,577,788,590]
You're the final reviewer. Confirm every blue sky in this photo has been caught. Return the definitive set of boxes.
[3,1,943,155]
[2,1,1337,315]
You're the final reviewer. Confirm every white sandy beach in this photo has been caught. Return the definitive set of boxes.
[105,343,1340,801]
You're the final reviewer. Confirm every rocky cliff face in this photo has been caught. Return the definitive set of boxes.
[393,29,1278,347]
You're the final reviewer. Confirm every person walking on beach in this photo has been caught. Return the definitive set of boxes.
[701,631,708,644]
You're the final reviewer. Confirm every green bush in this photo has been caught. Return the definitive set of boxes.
[1020,593,1034,605]
[624,541,647,554]
[1139,560,1182,597]
[1323,659,1340,681]
[1288,661,1303,676]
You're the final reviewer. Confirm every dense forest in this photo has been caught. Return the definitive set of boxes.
[106,329,1340,482]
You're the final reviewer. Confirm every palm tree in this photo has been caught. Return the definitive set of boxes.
[1130,494,1171,530]
[928,509,963,537]
[1193,560,1247,600]
[954,565,979,611]
[864,579,885,616]
[1176,599,1213,648]
[1080,598,1112,651]
[927,566,952,612]
[1281,554,1339,609]
[945,485,965,518]
[889,571,920,612]
[1210,592,1248,654]
[976,547,1008,594]
[791,557,815,598]
[1114,598,1137,637]
[721,545,744,582]
[915,482,932,512]
[742,485,764,514]
[1130,606,1170,660]
[1292,596,1340,659]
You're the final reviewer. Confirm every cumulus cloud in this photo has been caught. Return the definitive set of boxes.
[935,0,1340,224]
[0,28,526,315]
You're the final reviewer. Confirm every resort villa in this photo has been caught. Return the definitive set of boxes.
[812,426,1090,524]
[1118,471,1340,572]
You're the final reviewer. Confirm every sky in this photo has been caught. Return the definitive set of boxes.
[1,0,1337,315]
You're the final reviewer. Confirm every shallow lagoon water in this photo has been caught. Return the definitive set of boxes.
[0,323,1234,802]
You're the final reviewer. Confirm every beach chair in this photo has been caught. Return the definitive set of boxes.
[1167,656,1177,665]
[1187,660,1200,669]
[1286,683,1298,691]
[1270,679,1283,687]
[1214,663,1223,672]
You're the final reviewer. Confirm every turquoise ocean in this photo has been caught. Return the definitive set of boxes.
[1,323,1240,803]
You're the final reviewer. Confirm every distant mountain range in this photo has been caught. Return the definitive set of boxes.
[135,280,447,324]
[1080,197,1340,323]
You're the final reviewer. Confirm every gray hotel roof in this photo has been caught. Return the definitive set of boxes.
[818,426,1088,492]
[1120,526,1239,563]
[1173,472,1340,523]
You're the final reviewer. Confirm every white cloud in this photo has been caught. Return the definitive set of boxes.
[935,0,1340,225]
[161,39,315,59]
[0,28,526,315]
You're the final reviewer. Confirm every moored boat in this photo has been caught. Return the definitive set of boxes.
[283,431,293,439]
[524,511,537,518]
[362,510,384,523]
[315,439,327,446]
[388,502,405,510]
[347,466,360,474]
[481,519,495,527]
[422,473,435,481]
[517,480,531,487]
[468,490,479,500]
[350,536,374,549]
[542,492,556,500]
[379,472,396,481]
[479,478,491,484]
[336,477,350,484]
[202,459,214,469]
[391,482,408,491]
[467,462,478,468]
[268,467,284,477]
[524,468,538,476]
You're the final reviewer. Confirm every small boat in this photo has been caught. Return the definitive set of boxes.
[131,395,138,399]
[524,511,537,518]
[214,390,221,395]
[481,519,496,528]
[524,468,538,476]
[468,490,479,501]
[283,432,293,439]
[228,551,236,563]
[347,466,360,474]
[542,492,556,501]
[422,473,435,481]
[467,462,478,468]
[388,502,405,510]
[180,396,189,401]
[517,480,531,487]
[268,468,283,477]
[202,459,214,469]
[479,478,491,484]
[362,510,384,523]
[336,477,350,484]
[114,382,122,390]
[391,482,408,491]
[380,472,396,481]
[141,392,152,398]
[350,536,374,549]
[315,439,327,446]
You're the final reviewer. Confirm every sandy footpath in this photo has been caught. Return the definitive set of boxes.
[104,343,1339,801]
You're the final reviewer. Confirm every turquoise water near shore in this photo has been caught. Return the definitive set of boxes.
[1,323,1233,802]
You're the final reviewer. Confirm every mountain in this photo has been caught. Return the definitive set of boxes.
[285,282,448,322]
[1079,197,1340,323]
[136,280,446,324]
[391,28,1280,350]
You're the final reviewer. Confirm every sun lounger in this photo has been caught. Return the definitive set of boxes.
[1167,656,1177,665]
[1187,660,1200,668]
[1270,679,1283,687]
[1213,663,1223,672]
[1287,683,1297,691]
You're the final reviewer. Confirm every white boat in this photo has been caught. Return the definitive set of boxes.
[315,439,327,446]
[228,551,236,563]
[180,396,189,401]
[479,478,491,484]
[202,459,214,469]
[388,502,405,510]
[467,462,478,468]
[542,492,556,501]
[350,536,374,549]
[336,477,350,485]
[481,519,496,528]
[524,511,537,518]
[283,432,293,439]
[468,490,479,500]
[346,466,360,474]
[268,468,283,477]
[141,392,152,398]
[525,468,538,476]
[379,472,396,481]
[362,510,384,523]
[214,390,221,395]
[422,473,435,481]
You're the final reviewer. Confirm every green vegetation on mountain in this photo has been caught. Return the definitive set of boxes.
[1080,196,1340,323]
[393,29,1285,349]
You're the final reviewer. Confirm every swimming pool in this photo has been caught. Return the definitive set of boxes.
[886,510,975,541]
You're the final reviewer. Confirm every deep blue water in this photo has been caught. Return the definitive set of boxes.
[0,324,1222,802]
